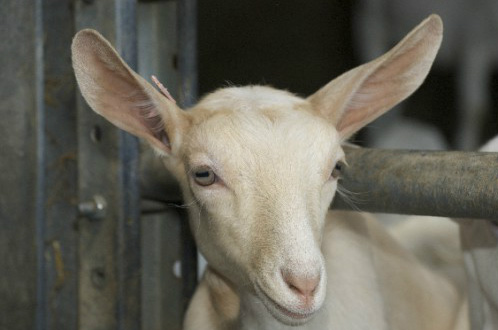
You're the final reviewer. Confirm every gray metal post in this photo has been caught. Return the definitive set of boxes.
[177,0,199,314]
[1,1,80,329]
[178,0,198,109]
[0,1,43,329]
[74,1,141,329]
[332,147,498,220]
[39,1,79,329]
[137,1,187,328]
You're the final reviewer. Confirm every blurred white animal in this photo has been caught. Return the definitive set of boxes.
[458,135,498,329]
[388,134,498,330]
[355,0,498,149]
[389,216,466,293]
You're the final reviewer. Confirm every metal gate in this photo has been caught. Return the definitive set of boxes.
[1,1,497,330]
[0,0,196,329]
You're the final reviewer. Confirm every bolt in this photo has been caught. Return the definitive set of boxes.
[78,195,107,220]
[90,125,102,143]
[172,260,182,279]
[91,267,106,289]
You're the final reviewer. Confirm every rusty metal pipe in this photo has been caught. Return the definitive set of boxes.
[140,146,498,220]
[332,147,498,220]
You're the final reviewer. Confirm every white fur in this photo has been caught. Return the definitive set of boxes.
[456,135,498,329]
[479,135,498,153]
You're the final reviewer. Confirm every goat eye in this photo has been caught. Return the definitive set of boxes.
[331,161,344,179]
[193,167,216,186]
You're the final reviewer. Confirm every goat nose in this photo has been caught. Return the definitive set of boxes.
[282,271,320,303]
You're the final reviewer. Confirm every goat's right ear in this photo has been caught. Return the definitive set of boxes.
[72,29,189,156]
[308,14,443,140]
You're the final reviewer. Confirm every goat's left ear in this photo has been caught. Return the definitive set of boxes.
[72,29,190,156]
[308,14,443,139]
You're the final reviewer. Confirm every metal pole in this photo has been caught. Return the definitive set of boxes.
[39,1,80,329]
[141,147,498,220]
[332,147,498,220]
[177,0,198,109]
[177,0,199,313]
[75,1,141,329]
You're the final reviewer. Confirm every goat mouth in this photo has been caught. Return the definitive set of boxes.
[255,283,316,325]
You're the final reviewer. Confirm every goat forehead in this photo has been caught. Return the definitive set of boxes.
[186,104,340,183]
[196,85,308,112]
[190,85,338,146]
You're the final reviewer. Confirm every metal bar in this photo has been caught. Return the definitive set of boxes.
[141,210,183,330]
[180,209,198,313]
[75,1,141,329]
[177,0,199,313]
[332,147,498,220]
[0,2,41,329]
[177,0,198,108]
[35,0,46,328]
[140,147,498,220]
[138,0,180,204]
[115,2,141,329]
[40,0,79,329]
[139,0,177,2]
[137,2,185,328]
[1,2,79,329]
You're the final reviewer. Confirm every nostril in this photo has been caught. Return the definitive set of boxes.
[288,283,300,294]
[282,271,320,300]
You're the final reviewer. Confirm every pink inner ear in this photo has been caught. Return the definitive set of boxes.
[72,30,175,154]
[137,100,170,146]
[308,15,442,140]
[95,61,171,147]
[337,88,376,134]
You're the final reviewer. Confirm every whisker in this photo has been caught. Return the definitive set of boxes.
[336,184,368,212]
[173,200,196,209]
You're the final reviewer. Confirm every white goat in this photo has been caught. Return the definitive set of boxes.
[72,15,467,330]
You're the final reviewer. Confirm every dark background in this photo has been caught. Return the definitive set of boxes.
[198,0,498,147]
